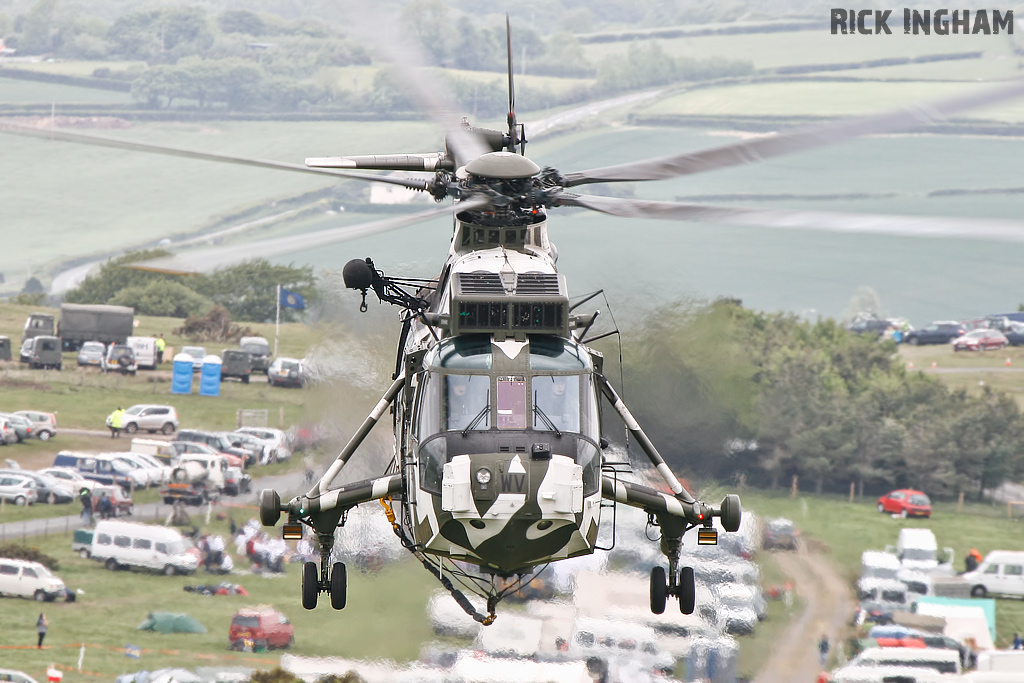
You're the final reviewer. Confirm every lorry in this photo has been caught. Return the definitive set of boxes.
[160,453,227,506]
[21,312,55,345]
[55,303,134,351]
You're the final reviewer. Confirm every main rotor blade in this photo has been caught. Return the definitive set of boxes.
[559,193,1024,242]
[506,13,517,151]
[125,195,491,275]
[0,122,431,191]
[343,3,489,167]
[562,78,1024,187]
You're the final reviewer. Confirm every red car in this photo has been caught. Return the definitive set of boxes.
[877,489,931,518]
[952,329,1008,351]
[229,607,294,651]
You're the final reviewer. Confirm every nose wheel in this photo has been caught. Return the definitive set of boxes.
[302,560,347,610]
[650,565,695,615]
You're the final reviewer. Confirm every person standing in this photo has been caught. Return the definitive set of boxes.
[818,634,830,667]
[1013,633,1023,650]
[155,334,166,365]
[36,612,48,648]
[79,488,94,527]
[107,406,125,439]
[97,491,113,520]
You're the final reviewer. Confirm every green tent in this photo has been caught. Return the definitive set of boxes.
[137,612,207,634]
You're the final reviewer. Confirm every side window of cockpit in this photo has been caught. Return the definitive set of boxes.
[533,375,580,432]
[416,373,441,441]
[445,375,489,431]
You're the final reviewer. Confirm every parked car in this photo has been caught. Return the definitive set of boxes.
[38,467,97,493]
[181,346,207,372]
[903,322,965,346]
[14,410,57,441]
[0,414,33,442]
[0,474,38,506]
[1004,322,1024,346]
[102,344,137,375]
[267,357,304,388]
[224,466,252,497]
[229,431,274,463]
[0,558,67,602]
[0,419,18,446]
[229,607,294,650]
[21,335,62,370]
[176,429,252,466]
[220,349,252,383]
[239,336,272,374]
[962,550,1024,598]
[847,318,895,337]
[877,489,932,518]
[18,338,32,364]
[0,470,72,504]
[120,404,178,435]
[0,669,42,683]
[51,451,134,489]
[76,341,106,367]
[90,485,134,517]
[952,329,1009,351]
[237,428,289,462]
[762,517,799,551]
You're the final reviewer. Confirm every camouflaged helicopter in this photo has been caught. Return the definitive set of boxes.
[5,17,1024,627]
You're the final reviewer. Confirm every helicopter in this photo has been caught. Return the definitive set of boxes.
[4,18,1024,627]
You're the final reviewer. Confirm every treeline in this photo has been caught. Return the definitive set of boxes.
[64,250,315,323]
[0,2,751,114]
[624,298,1024,501]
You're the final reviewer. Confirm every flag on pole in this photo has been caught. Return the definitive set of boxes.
[279,287,306,310]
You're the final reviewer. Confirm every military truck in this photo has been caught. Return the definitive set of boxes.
[56,304,134,351]
[21,312,55,345]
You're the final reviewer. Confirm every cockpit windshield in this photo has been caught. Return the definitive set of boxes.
[445,374,490,431]
[533,375,580,432]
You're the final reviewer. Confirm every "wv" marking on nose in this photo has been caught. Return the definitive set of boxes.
[500,473,526,492]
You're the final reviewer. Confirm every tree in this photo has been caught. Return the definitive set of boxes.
[64,249,180,305]
[218,10,266,37]
[18,0,58,54]
[109,280,213,318]
[193,260,315,322]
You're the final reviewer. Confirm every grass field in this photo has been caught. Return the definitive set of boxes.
[2,61,147,77]
[642,80,1024,120]
[0,517,439,682]
[579,28,1010,71]
[0,76,134,105]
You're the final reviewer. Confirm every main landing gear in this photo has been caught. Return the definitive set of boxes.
[650,565,695,615]
[260,488,348,611]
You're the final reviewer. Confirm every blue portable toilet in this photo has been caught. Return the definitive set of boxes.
[171,352,193,395]
[199,354,222,397]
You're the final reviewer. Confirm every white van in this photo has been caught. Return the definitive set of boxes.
[90,520,200,576]
[975,650,1024,672]
[831,665,951,682]
[847,646,961,675]
[862,550,901,580]
[0,558,67,601]
[888,528,955,575]
[568,617,676,674]
[126,336,157,370]
[962,550,1024,598]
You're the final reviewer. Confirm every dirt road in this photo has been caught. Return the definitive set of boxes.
[753,545,855,683]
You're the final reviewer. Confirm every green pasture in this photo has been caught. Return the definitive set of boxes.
[315,64,593,97]
[2,61,147,77]
[730,488,1024,647]
[642,80,1024,120]
[579,28,1008,72]
[735,552,802,679]
[0,76,134,105]
[0,518,438,682]
[851,55,1022,81]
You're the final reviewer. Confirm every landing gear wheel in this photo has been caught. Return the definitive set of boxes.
[330,562,347,610]
[650,566,667,614]
[301,561,319,610]
[678,566,696,615]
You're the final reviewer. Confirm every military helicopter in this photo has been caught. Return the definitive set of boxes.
[4,18,1024,626]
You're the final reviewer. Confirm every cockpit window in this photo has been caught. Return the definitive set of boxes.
[533,375,580,432]
[496,376,528,429]
[529,336,590,371]
[445,374,489,431]
[437,335,492,370]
